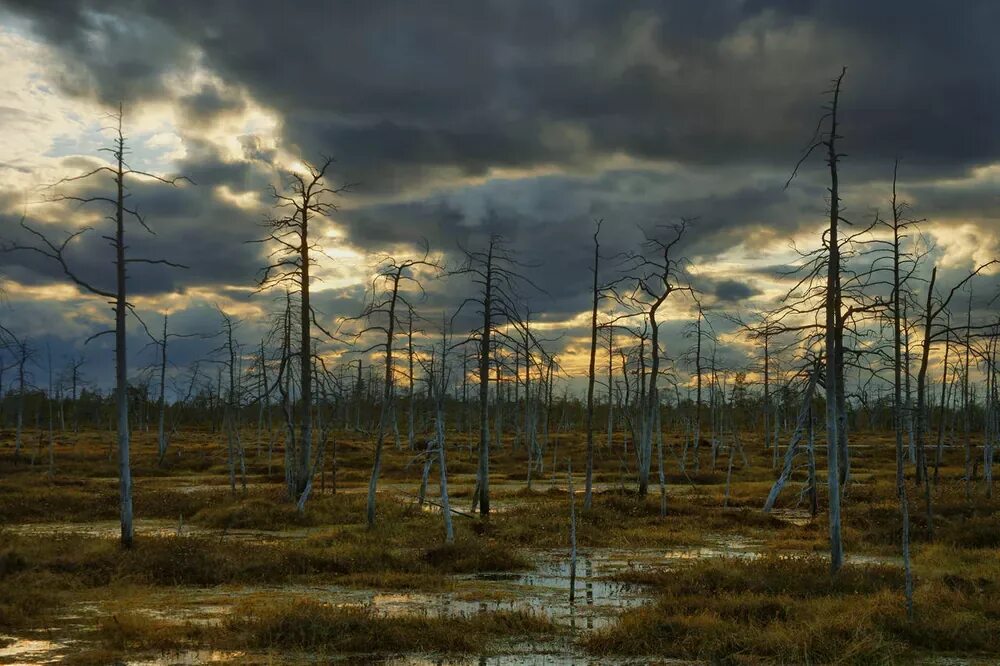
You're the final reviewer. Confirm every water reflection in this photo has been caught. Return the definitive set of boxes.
[2,536,780,665]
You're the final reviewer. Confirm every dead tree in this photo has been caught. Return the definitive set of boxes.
[67,356,85,435]
[963,288,974,497]
[253,337,274,459]
[350,251,440,527]
[214,309,248,494]
[933,317,953,484]
[822,71,846,573]
[423,314,455,543]
[10,335,31,463]
[452,235,539,517]
[913,262,994,538]
[682,304,709,470]
[584,219,603,510]
[785,68,848,572]
[516,306,555,483]
[605,324,615,451]
[406,306,417,451]
[763,362,819,511]
[882,159,922,618]
[150,313,198,465]
[731,311,783,467]
[252,158,348,504]
[621,222,693,496]
[5,105,190,548]
[45,344,55,474]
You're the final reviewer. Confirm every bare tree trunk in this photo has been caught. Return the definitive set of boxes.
[890,161,915,617]
[655,396,666,517]
[222,312,240,494]
[764,370,818,512]
[46,344,55,475]
[15,343,25,462]
[71,359,81,435]
[983,338,997,499]
[514,347,522,449]
[835,306,850,485]
[494,350,503,451]
[418,445,433,506]
[823,69,846,573]
[904,300,915,464]
[280,292,297,498]
[933,323,951,485]
[964,290,973,498]
[157,314,169,464]
[114,123,134,549]
[693,310,703,470]
[298,214,313,499]
[916,267,937,539]
[807,401,818,517]
[522,322,532,464]
[477,242,494,517]
[568,459,577,604]
[584,221,601,510]
[435,320,454,543]
[367,302,398,527]
[544,357,553,453]
[762,329,771,466]
[607,326,614,452]
[391,399,401,450]
[407,310,416,450]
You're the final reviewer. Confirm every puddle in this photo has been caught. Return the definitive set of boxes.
[0,635,70,665]
[0,529,899,663]
[120,649,671,665]
[2,519,316,544]
[77,537,763,638]
[384,653,686,665]
[124,651,249,665]
[172,483,271,495]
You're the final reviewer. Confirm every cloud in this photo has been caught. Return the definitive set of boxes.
[7,1,1000,183]
[2,1,1000,393]
[712,279,762,303]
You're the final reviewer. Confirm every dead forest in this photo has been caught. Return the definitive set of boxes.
[2,69,1000,665]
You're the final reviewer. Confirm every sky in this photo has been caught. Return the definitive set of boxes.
[0,1,998,399]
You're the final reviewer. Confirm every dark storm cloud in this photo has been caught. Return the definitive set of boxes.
[5,0,1000,184]
[2,153,272,295]
[337,166,816,322]
[1,0,193,103]
[4,0,998,278]
[711,279,763,303]
[3,0,1000,392]
[178,83,247,128]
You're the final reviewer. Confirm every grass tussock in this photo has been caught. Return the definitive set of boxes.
[219,598,555,654]
[587,553,1000,662]
[423,538,530,573]
[0,524,531,630]
[0,570,63,628]
[96,612,205,652]
[614,553,903,596]
[192,496,314,530]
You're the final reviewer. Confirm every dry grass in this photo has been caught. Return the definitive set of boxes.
[219,598,556,653]
[586,554,1000,663]
[2,425,1000,662]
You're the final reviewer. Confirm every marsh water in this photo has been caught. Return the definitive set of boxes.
[1,509,768,665]
[2,486,913,666]
[6,462,924,666]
